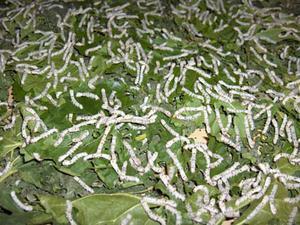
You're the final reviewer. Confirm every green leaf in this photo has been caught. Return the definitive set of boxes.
[72,193,159,225]
[39,195,68,225]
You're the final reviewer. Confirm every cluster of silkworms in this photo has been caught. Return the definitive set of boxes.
[0,0,299,224]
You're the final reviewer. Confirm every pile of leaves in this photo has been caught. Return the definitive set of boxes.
[0,0,299,224]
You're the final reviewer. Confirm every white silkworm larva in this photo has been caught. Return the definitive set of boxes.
[46,94,58,106]
[73,176,94,193]
[182,87,204,101]
[244,195,269,223]
[96,126,112,154]
[58,141,83,162]
[190,148,197,173]
[230,90,255,100]
[284,195,300,204]
[123,140,142,168]
[185,65,211,78]
[163,52,189,61]
[79,57,89,77]
[166,148,188,181]
[249,46,262,61]
[22,116,35,144]
[166,136,190,149]
[286,120,293,143]
[0,161,11,177]
[120,214,132,225]
[70,60,85,81]
[269,184,278,214]
[4,114,16,130]
[121,161,140,183]
[159,173,185,201]
[253,104,273,120]
[25,107,48,132]
[193,185,210,204]
[70,90,83,109]
[10,191,33,211]
[247,110,255,131]
[66,200,77,225]
[225,114,233,132]
[30,128,58,143]
[273,153,291,162]
[244,116,255,148]
[165,205,182,225]
[60,76,78,83]
[147,151,163,173]
[271,119,279,144]
[32,153,42,161]
[174,107,202,120]
[262,110,272,134]
[220,135,240,151]
[143,196,177,208]
[101,88,109,106]
[141,200,166,225]
[203,109,211,134]
[88,75,100,89]
[253,176,272,200]
[32,82,52,101]
[212,162,240,181]
[263,54,277,68]
[160,119,180,137]
[289,124,299,150]
[72,131,89,143]
[222,165,249,180]
[223,67,236,83]
[214,108,225,134]
[85,45,102,55]
[279,114,288,137]
[76,92,99,100]
[287,207,298,225]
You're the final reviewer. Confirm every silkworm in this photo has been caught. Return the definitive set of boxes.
[76,92,99,100]
[249,46,262,61]
[120,214,132,225]
[123,140,142,170]
[73,176,94,193]
[70,90,83,109]
[287,207,298,225]
[262,110,272,134]
[21,116,35,144]
[212,162,240,181]
[10,191,33,211]
[165,205,182,225]
[284,194,300,204]
[244,116,255,148]
[72,130,89,143]
[30,128,58,143]
[0,161,11,177]
[141,199,166,225]
[166,148,188,181]
[223,68,236,83]
[32,82,52,101]
[269,184,278,214]
[85,45,102,55]
[220,135,240,151]
[4,114,16,130]
[66,200,77,225]
[185,65,211,78]
[159,173,186,201]
[244,195,269,223]
[58,141,83,162]
[193,185,210,204]
[271,119,279,144]
[263,55,277,68]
